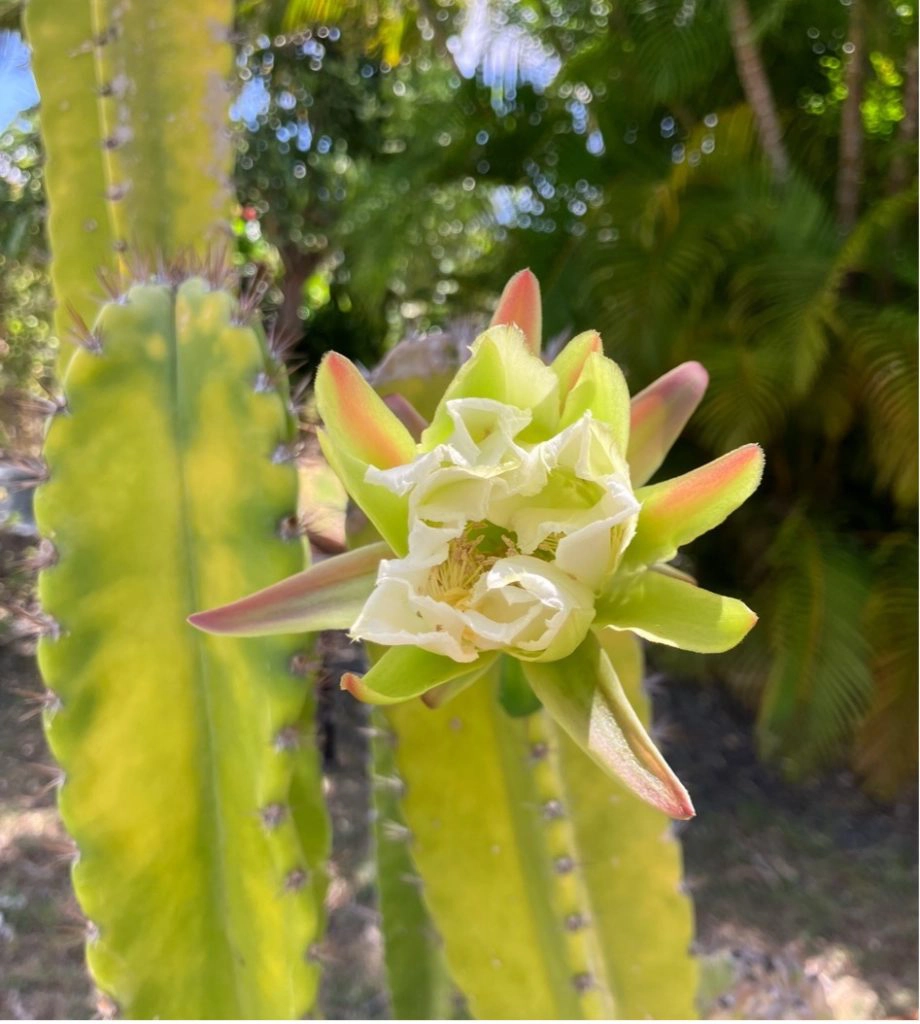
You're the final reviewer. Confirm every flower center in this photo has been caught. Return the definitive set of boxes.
[423,519,564,609]
[423,520,512,608]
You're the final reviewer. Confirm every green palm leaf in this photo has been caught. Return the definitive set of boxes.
[757,516,873,777]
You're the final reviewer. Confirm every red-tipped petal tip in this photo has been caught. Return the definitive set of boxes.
[187,609,229,634]
[736,442,766,478]
[682,360,709,388]
[490,269,542,353]
[341,672,364,698]
[671,789,696,821]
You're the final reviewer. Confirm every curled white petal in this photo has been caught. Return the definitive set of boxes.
[350,554,595,663]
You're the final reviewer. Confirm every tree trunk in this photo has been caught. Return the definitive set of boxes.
[276,245,321,352]
[888,44,919,195]
[836,0,866,232]
[726,0,790,182]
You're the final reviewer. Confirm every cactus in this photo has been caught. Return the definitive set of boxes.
[90,0,235,256]
[372,708,461,1020]
[25,0,233,371]
[382,632,697,1019]
[24,0,116,371]
[25,3,331,1014]
[34,275,328,1016]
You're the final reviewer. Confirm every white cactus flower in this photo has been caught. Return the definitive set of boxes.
[352,398,639,662]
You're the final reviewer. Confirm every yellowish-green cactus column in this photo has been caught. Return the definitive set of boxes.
[27,2,330,1015]
[35,278,329,1017]
[91,0,235,256]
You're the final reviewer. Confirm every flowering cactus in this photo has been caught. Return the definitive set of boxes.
[191,271,763,819]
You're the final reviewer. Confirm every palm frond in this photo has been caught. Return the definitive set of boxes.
[756,515,874,777]
[843,301,919,508]
[855,534,919,799]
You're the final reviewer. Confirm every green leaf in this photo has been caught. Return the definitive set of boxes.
[757,517,873,777]
[189,541,388,636]
[342,647,498,706]
[855,535,919,799]
[625,443,764,568]
[597,569,757,653]
[523,632,694,819]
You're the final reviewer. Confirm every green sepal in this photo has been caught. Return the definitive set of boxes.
[318,430,410,556]
[498,654,543,717]
[559,350,630,454]
[523,631,694,819]
[342,647,499,706]
[625,443,764,568]
[627,361,709,486]
[188,542,389,636]
[422,326,560,448]
[597,569,758,653]
[422,658,496,709]
[548,330,602,398]
[315,351,418,470]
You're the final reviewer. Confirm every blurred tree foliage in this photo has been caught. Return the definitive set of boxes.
[0,3,50,419]
[231,0,917,797]
[2,0,916,795]
[0,114,52,445]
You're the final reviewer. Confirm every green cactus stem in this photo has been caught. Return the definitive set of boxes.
[90,0,234,255]
[382,631,698,1019]
[26,0,234,372]
[373,709,460,1019]
[34,276,328,1017]
[24,0,116,372]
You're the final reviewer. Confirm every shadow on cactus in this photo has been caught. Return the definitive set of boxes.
[191,270,764,822]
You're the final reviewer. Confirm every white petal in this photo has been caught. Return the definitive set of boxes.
[350,574,477,662]
[445,397,532,464]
